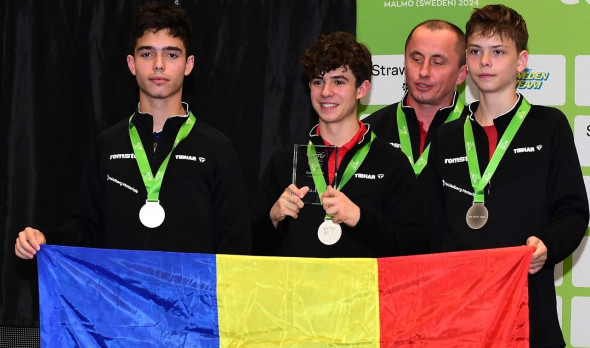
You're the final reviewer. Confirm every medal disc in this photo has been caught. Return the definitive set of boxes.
[318,219,342,245]
[466,202,488,229]
[139,201,165,228]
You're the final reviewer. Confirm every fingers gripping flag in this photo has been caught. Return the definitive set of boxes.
[37,245,532,347]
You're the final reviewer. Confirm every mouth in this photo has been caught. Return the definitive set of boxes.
[149,77,169,85]
[320,103,338,108]
[414,82,432,91]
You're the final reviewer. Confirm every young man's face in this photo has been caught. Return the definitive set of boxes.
[466,33,528,95]
[127,29,194,102]
[309,67,369,125]
[404,26,467,108]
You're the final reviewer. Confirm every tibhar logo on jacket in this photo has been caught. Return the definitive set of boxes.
[389,142,401,148]
[354,173,385,180]
[513,145,543,154]
[175,155,206,163]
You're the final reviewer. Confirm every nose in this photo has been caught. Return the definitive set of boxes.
[418,61,430,78]
[480,52,491,68]
[154,52,165,71]
[321,81,334,97]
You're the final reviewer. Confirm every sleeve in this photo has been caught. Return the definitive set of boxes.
[210,136,252,255]
[536,110,589,267]
[349,146,430,256]
[250,149,290,256]
[45,138,106,247]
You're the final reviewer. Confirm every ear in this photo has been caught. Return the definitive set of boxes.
[127,55,136,76]
[517,50,529,73]
[356,80,371,100]
[456,64,468,85]
[185,55,195,76]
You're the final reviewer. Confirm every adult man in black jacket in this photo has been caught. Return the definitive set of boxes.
[364,20,468,179]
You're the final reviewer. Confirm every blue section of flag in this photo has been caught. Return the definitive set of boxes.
[37,245,219,347]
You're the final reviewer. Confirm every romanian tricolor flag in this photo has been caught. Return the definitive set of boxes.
[37,245,532,347]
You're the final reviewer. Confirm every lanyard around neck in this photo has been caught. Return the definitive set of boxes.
[307,131,376,203]
[397,98,464,176]
[464,98,531,203]
[129,112,196,201]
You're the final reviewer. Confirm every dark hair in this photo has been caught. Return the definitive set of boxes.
[466,4,528,52]
[405,20,466,67]
[301,31,372,87]
[129,1,194,57]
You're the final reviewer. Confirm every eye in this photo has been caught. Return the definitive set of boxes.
[311,79,324,86]
[493,49,504,55]
[139,52,153,58]
[334,79,345,85]
[432,58,444,66]
[468,49,480,55]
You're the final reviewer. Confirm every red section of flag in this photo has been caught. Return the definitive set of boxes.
[378,246,533,347]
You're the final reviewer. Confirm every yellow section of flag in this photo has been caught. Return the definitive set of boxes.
[217,255,380,347]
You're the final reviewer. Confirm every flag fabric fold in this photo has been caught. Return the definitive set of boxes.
[37,245,532,347]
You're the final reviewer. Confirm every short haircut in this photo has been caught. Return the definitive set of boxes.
[301,31,372,87]
[405,20,466,67]
[466,4,528,52]
[129,1,194,57]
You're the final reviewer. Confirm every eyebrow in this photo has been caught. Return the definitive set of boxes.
[409,50,448,60]
[137,46,183,53]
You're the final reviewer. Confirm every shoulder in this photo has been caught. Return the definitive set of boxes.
[363,103,398,125]
[370,136,406,161]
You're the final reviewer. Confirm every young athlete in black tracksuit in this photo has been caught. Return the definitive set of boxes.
[427,96,588,346]
[252,32,428,258]
[15,2,251,258]
[425,5,589,347]
[44,104,251,254]
[252,123,427,257]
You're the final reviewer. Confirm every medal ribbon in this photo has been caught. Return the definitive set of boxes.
[307,132,376,218]
[464,98,531,203]
[397,98,464,176]
[129,112,196,202]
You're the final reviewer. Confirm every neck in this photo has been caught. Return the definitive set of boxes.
[474,92,519,126]
[319,118,360,147]
[139,95,186,132]
[408,92,454,133]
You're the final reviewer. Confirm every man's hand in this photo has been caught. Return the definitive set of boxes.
[527,236,547,275]
[321,186,360,227]
[269,185,310,228]
[15,227,47,259]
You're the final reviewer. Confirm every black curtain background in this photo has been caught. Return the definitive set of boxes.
[0,0,356,327]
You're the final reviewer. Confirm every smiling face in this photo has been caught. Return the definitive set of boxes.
[404,26,467,109]
[127,29,194,102]
[466,33,528,95]
[309,66,370,126]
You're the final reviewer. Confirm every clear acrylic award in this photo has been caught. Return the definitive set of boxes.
[292,144,338,205]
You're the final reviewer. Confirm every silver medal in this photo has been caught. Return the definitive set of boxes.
[318,219,342,245]
[139,200,165,228]
[466,202,488,229]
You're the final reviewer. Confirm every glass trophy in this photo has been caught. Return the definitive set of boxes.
[292,144,338,205]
